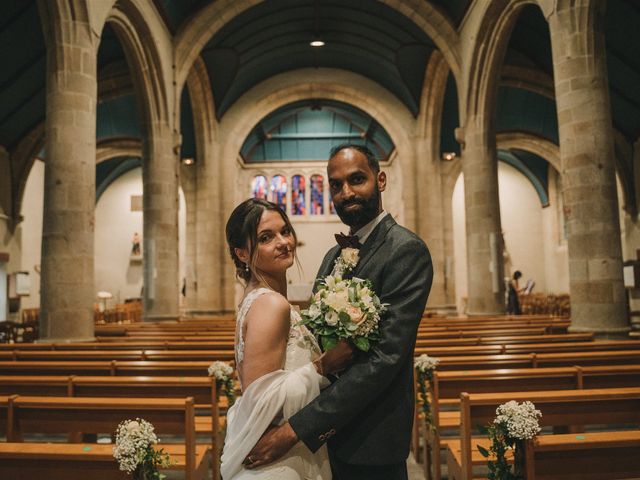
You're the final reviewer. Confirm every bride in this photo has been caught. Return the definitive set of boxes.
[221,198,353,480]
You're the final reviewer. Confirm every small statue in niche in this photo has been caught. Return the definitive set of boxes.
[131,232,141,256]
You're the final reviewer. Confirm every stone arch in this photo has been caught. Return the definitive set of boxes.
[417,50,451,143]
[105,1,180,320]
[496,132,560,172]
[463,0,537,128]
[219,69,415,162]
[444,132,561,191]
[105,0,173,127]
[185,57,218,147]
[96,137,142,163]
[173,0,461,97]
[613,130,636,216]
[37,0,96,59]
[500,65,555,99]
[218,68,416,223]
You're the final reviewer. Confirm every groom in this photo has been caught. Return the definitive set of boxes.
[245,144,433,479]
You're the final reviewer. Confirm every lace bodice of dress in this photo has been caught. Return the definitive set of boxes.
[235,288,322,382]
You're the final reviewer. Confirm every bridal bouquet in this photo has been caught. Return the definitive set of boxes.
[300,275,386,352]
[113,418,171,479]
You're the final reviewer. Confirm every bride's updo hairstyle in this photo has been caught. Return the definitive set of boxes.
[225,198,298,282]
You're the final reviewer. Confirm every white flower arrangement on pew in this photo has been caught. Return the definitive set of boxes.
[414,354,440,431]
[477,400,542,480]
[208,360,236,406]
[113,418,171,480]
[299,275,385,352]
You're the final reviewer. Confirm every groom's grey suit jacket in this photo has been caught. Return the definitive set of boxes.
[288,214,433,465]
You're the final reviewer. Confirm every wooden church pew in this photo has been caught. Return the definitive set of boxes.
[415,349,640,371]
[0,349,235,361]
[445,387,640,480]
[419,365,640,480]
[523,430,640,480]
[0,374,225,422]
[3,344,640,378]
[1,396,209,480]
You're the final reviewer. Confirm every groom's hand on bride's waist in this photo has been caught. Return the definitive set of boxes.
[244,422,299,469]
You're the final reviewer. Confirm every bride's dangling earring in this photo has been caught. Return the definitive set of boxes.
[245,263,250,273]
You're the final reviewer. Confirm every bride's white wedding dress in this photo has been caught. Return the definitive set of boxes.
[220,287,332,480]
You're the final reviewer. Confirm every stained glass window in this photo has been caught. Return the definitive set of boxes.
[251,175,268,199]
[291,175,306,215]
[270,175,287,211]
[310,175,324,215]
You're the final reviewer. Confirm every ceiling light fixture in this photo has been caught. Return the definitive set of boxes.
[310,0,324,48]
[182,157,195,166]
[441,152,456,161]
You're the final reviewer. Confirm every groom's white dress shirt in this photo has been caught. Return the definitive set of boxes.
[351,210,389,244]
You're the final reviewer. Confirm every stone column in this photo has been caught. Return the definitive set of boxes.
[414,137,447,307]
[183,60,230,316]
[548,1,628,335]
[142,124,180,321]
[441,162,458,306]
[39,10,97,340]
[460,120,505,314]
[219,143,237,313]
[194,140,228,314]
[181,163,197,312]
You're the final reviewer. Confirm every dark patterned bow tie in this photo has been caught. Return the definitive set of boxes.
[335,233,361,249]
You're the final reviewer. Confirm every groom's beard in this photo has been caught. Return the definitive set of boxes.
[334,186,380,228]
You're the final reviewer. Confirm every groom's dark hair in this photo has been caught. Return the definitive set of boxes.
[329,144,380,173]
